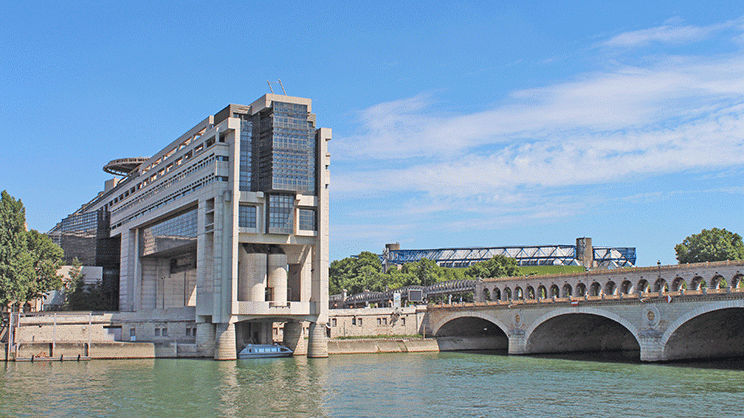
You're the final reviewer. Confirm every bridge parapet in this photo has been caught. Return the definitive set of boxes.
[475,260,744,303]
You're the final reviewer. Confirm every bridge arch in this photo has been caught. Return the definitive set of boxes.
[661,299,744,361]
[550,284,560,298]
[671,277,686,291]
[589,282,601,296]
[576,283,586,297]
[637,279,649,293]
[523,308,641,355]
[562,284,572,298]
[620,280,633,294]
[430,311,510,338]
[733,274,744,288]
[710,275,726,289]
[605,281,617,296]
[690,276,705,290]
[537,285,547,299]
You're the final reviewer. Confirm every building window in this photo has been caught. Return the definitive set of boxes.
[298,208,316,231]
[382,318,387,325]
[155,328,160,337]
[351,317,356,325]
[141,208,198,256]
[377,318,382,325]
[331,318,337,327]
[162,328,168,337]
[358,318,363,327]
[267,194,294,234]
[401,317,406,326]
[239,119,253,191]
[238,206,257,228]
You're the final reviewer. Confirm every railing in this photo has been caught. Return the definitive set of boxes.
[428,286,744,309]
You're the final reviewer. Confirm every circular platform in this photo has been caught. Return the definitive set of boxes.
[103,157,149,176]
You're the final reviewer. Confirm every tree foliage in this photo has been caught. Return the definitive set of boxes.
[64,258,118,311]
[329,252,518,296]
[675,228,744,264]
[0,191,63,308]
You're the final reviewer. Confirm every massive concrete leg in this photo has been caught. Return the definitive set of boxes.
[307,322,328,358]
[283,321,307,356]
[214,322,237,360]
[196,322,216,358]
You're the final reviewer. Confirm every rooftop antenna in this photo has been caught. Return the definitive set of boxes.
[266,79,287,95]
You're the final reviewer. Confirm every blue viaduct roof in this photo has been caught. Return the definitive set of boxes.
[380,245,636,268]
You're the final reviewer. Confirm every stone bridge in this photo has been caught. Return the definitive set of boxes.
[425,260,744,362]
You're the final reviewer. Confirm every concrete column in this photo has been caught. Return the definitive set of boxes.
[238,247,267,301]
[283,321,307,356]
[268,253,288,306]
[306,322,328,358]
[214,322,237,360]
[507,331,526,355]
[639,335,664,362]
[196,322,215,358]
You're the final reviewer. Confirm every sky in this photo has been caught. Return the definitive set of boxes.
[2,1,744,267]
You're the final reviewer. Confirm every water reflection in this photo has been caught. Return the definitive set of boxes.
[2,353,744,417]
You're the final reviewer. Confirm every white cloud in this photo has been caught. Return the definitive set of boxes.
[600,17,743,48]
[330,17,744,244]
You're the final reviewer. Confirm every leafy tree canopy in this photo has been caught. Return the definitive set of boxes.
[675,228,744,264]
[0,190,63,308]
[329,252,519,296]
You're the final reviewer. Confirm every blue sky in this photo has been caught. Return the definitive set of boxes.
[2,1,744,267]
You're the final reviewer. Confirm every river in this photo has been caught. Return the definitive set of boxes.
[1,352,743,417]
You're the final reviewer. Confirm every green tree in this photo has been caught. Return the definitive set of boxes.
[0,191,36,308]
[464,255,519,279]
[26,229,64,301]
[675,228,744,264]
[0,191,64,310]
[329,251,383,295]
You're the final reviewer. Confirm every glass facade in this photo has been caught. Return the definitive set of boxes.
[267,194,294,234]
[141,208,198,256]
[238,118,253,192]
[268,102,316,194]
[234,100,319,235]
[298,208,316,231]
[238,205,257,228]
[240,101,316,195]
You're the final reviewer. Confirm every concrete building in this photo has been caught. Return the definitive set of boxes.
[50,94,331,359]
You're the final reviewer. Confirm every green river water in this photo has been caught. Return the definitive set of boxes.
[1,352,743,417]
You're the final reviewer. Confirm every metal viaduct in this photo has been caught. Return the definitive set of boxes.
[425,260,744,362]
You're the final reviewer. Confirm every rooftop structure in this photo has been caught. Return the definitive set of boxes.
[51,94,331,359]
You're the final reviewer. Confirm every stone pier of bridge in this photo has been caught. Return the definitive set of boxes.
[426,260,744,362]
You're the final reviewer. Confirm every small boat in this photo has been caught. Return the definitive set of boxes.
[238,343,293,359]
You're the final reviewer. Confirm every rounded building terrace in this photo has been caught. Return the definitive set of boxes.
[103,157,149,176]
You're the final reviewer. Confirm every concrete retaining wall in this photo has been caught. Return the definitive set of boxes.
[328,338,439,354]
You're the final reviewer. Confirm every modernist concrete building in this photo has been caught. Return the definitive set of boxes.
[51,94,331,359]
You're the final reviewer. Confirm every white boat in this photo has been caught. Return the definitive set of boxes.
[238,343,293,359]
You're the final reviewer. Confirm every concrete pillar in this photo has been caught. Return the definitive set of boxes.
[507,331,526,355]
[268,253,288,306]
[307,322,328,358]
[639,335,664,362]
[283,321,307,356]
[214,322,237,360]
[196,322,215,358]
[238,247,267,301]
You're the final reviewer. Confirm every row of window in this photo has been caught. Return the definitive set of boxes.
[113,153,218,216]
[238,204,316,232]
